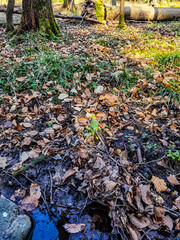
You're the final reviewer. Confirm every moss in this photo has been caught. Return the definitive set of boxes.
[118,14,125,28]
[95,0,104,21]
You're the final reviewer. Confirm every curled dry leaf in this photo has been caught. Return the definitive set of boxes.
[127,225,139,240]
[151,176,167,192]
[58,93,68,100]
[64,223,86,233]
[103,180,117,192]
[167,174,180,186]
[135,110,145,118]
[63,168,77,182]
[19,183,41,211]
[129,214,150,229]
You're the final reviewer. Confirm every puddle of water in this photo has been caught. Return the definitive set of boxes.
[27,202,121,240]
[28,210,59,240]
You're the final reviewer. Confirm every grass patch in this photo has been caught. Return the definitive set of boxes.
[156,51,180,67]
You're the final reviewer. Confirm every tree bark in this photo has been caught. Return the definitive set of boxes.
[118,0,125,27]
[6,0,15,32]
[17,0,60,36]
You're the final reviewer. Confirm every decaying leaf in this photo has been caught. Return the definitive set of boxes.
[163,215,173,230]
[0,156,7,169]
[62,168,77,182]
[127,225,139,240]
[10,189,26,201]
[19,183,41,211]
[58,93,68,100]
[64,223,86,233]
[154,206,165,224]
[151,176,167,192]
[103,180,117,192]
[139,184,152,205]
[167,175,180,185]
[19,151,29,162]
[129,214,150,229]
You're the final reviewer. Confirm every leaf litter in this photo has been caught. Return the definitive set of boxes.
[0,21,180,239]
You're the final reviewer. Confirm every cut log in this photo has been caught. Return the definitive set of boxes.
[106,6,180,21]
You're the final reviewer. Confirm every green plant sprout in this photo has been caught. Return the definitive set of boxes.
[85,114,99,138]
[167,150,180,161]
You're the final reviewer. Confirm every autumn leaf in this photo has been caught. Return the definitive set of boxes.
[151,176,167,192]
[19,183,41,211]
[63,223,86,233]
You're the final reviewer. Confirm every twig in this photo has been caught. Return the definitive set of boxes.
[137,147,143,163]
[78,12,87,26]
[0,169,27,189]
[132,155,166,170]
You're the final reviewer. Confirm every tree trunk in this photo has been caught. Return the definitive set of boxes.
[6,0,15,32]
[63,0,76,12]
[118,0,125,27]
[17,0,60,36]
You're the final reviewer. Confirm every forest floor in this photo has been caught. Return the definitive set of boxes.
[0,19,180,240]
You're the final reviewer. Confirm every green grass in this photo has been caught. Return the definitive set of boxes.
[156,51,180,67]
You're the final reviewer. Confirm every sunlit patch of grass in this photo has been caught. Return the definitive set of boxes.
[156,51,180,67]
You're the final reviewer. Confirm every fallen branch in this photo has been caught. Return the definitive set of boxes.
[0,8,105,24]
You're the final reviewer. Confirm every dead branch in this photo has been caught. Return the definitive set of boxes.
[0,8,105,24]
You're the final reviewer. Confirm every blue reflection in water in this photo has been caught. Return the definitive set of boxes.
[29,210,59,240]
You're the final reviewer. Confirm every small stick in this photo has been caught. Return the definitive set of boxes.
[137,147,143,163]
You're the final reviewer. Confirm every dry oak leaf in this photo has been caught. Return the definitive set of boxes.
[19,183,41,211]
[63,223,86,233]
[167,174,180,185]
[103,180,117,192]
[129,214,150,229]
[151,176,167,192]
